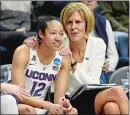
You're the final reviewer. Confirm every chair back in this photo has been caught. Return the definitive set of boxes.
[109,66,129,87]
[0,64,12,83]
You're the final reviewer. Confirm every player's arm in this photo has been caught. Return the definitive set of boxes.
[11,44,29,87]
[11,45,52,109]
[54,55,71,104]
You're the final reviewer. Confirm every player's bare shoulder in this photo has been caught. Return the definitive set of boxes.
[14,44,30,54]
[13,44,30,64]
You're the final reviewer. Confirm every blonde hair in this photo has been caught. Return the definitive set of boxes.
[60,2,95,35]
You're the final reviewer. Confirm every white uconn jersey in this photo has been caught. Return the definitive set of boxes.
[24,48,62,100]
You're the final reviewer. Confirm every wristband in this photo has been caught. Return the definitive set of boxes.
[71,61,77,67]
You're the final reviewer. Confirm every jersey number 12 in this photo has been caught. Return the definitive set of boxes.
[30,81,46,96]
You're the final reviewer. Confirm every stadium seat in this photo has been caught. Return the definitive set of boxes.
[0,64,12,83]
[109,66,129,97]
[109,66,129,85]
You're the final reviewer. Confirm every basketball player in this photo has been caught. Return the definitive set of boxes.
[11,16,77,114]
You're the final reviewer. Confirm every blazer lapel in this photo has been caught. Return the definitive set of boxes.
[83,36,95,71]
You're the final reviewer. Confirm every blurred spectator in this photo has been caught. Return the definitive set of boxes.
[98,1,129,69]
[0,1,35,65]
[98,1,129,46]
[0,1,31,31]
[0,1,31,47]
[98,1,129,33]
[81,1,119,83]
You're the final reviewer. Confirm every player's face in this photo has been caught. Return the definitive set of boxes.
[43,20,64,51]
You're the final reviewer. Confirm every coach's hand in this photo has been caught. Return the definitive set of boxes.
[23,36,40,51]
[103,59,109,73]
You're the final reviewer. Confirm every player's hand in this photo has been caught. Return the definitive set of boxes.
[23,36,40,51]
[48,103,64,114]
[56,97,78,114]
[60,98,73,114]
